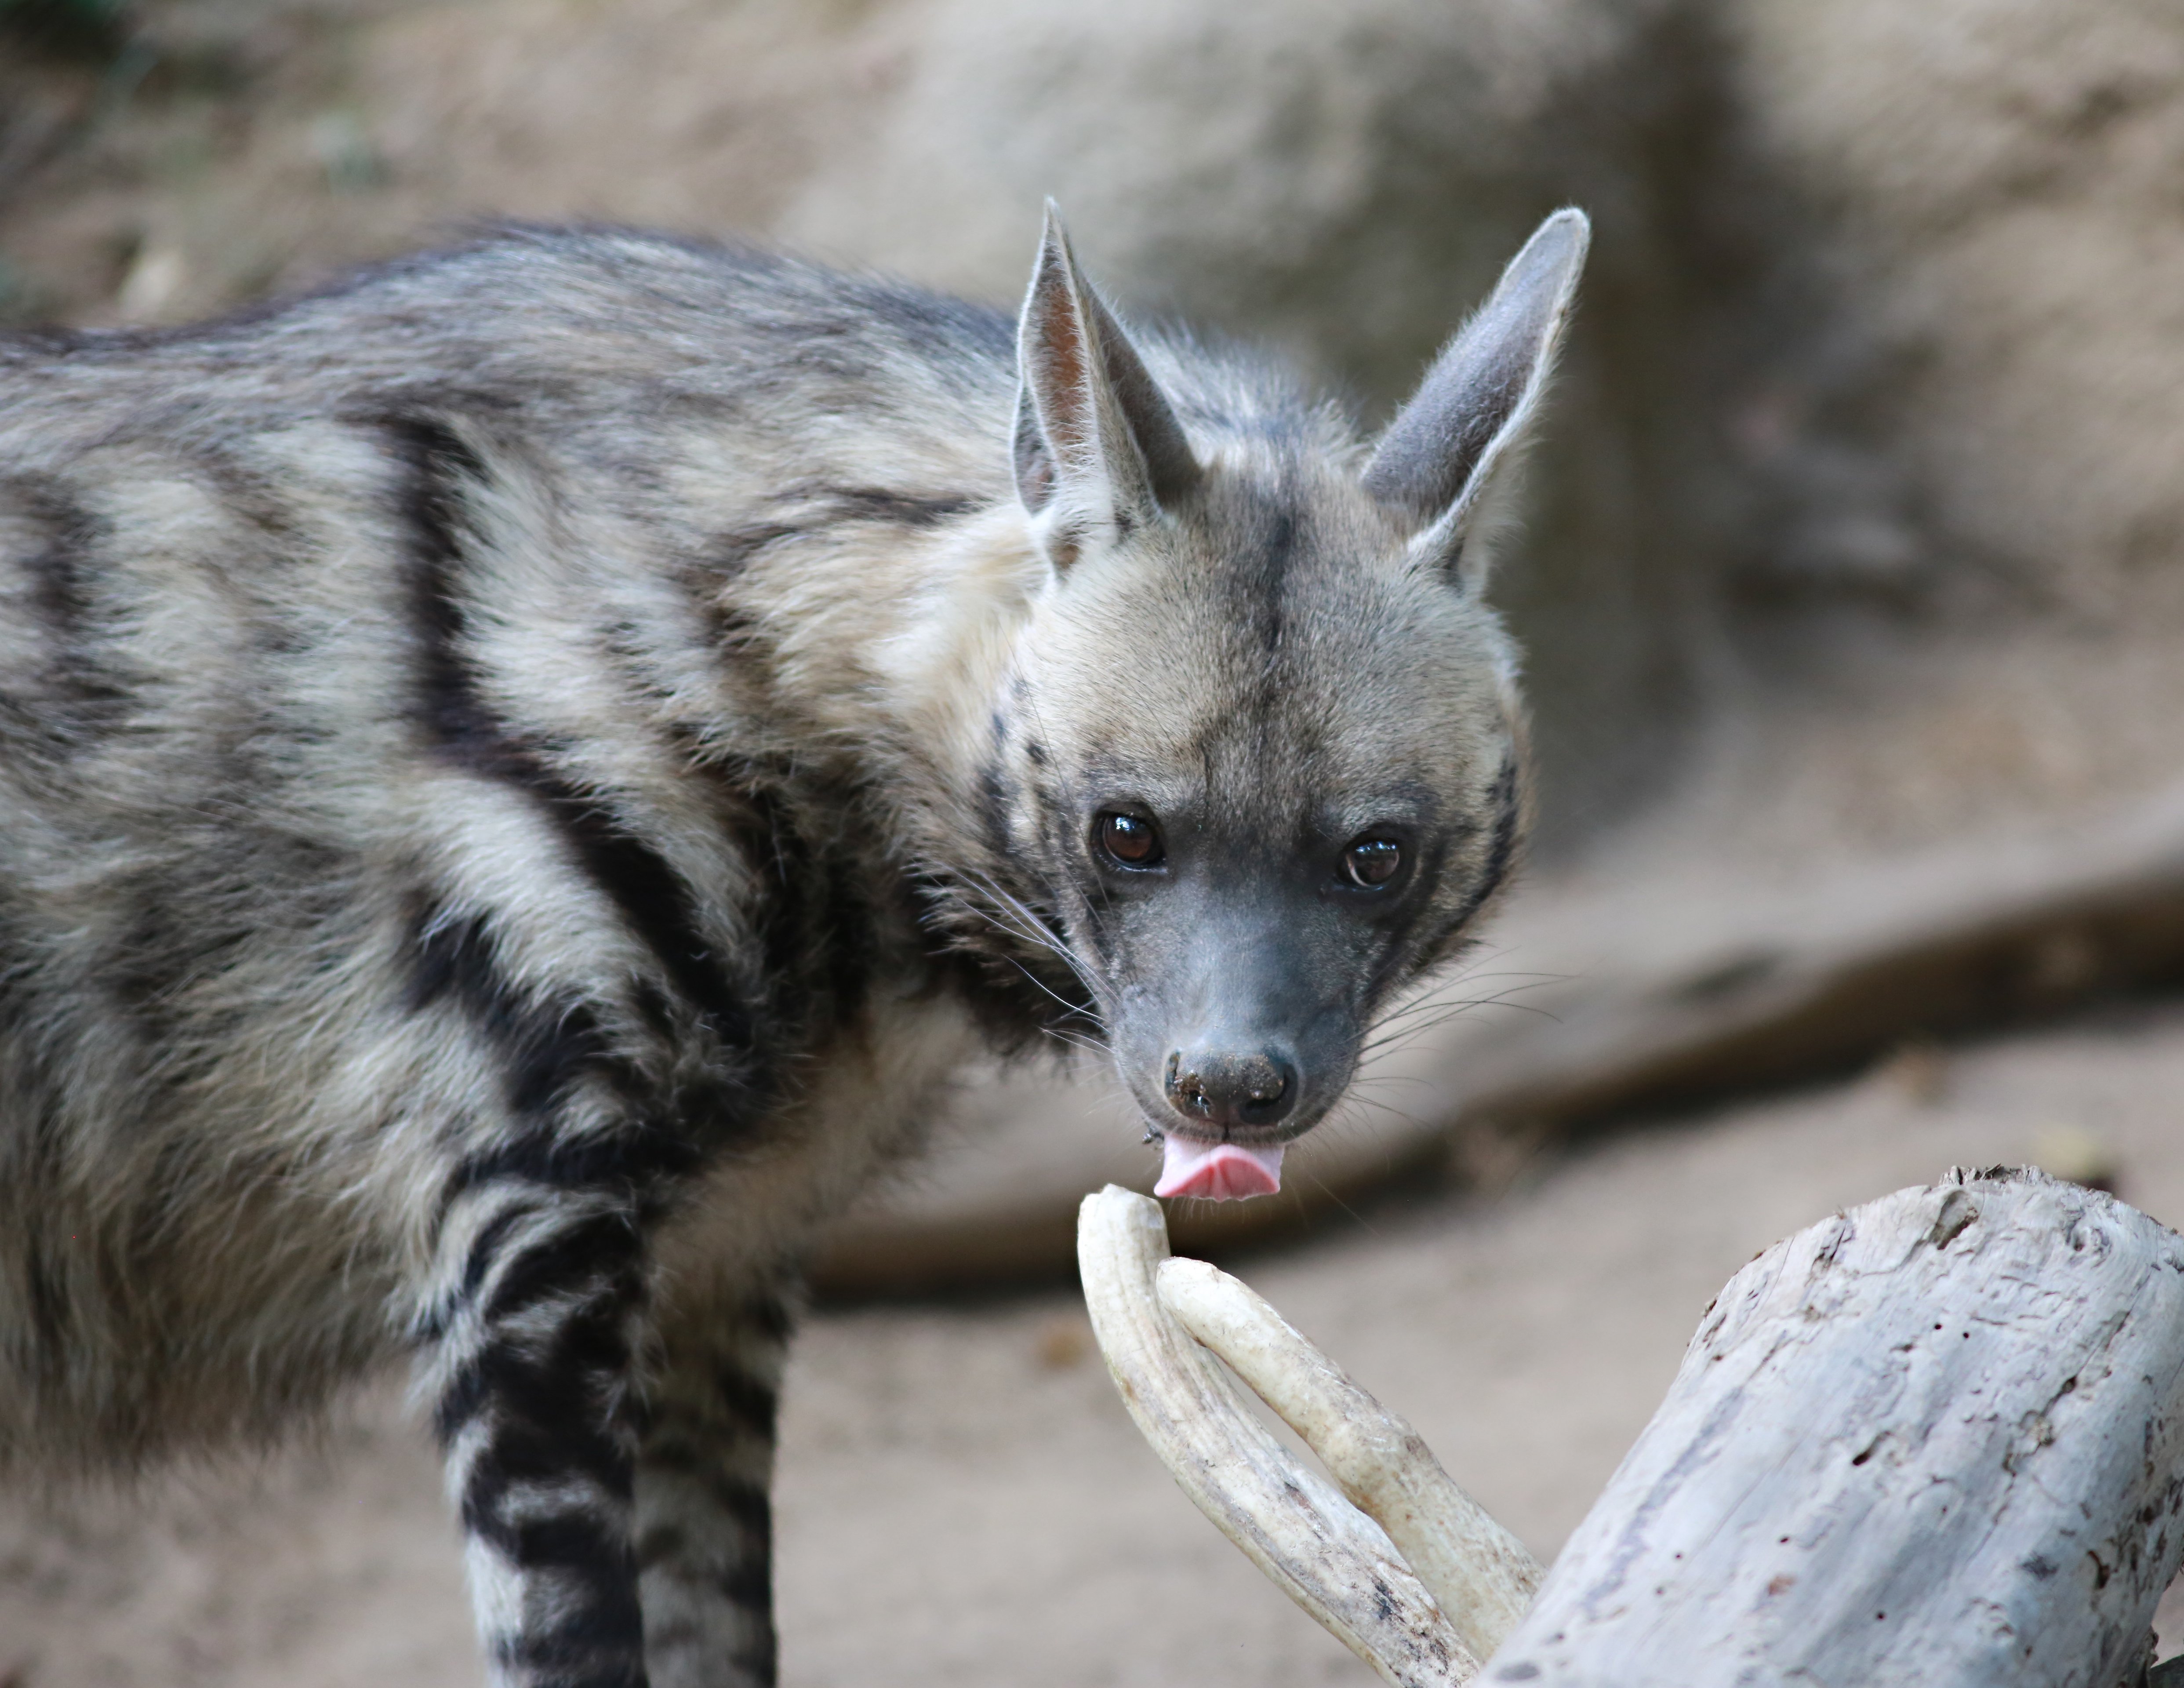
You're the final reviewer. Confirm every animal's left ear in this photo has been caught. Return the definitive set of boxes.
[1362,208,1590,590]
[1013,203,1201,573]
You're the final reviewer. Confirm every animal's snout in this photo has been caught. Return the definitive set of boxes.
[1163,1046,1298,1131]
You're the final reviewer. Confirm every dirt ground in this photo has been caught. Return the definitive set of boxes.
[7,996,2184,1686]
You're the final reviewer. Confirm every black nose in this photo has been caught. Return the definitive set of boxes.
[1163,1047,1298,1131]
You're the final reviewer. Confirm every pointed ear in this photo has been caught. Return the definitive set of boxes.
[1013,203,1201,570]
[1363,208,1590,589]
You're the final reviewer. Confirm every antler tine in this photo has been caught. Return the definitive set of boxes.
[1156,1255,1542,1664]
[1077,1186,1478,1688]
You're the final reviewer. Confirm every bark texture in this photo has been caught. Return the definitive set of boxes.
[1484,1168,2184,1686]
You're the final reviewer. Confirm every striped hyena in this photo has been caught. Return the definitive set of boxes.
[0,205,1587,1685]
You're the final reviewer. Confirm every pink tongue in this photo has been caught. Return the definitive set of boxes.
[1153,1136,1286,1201]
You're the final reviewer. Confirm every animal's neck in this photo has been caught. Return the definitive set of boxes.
[711,498,1045,832]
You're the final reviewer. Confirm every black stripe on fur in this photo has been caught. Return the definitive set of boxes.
[0,473,131,727]
[714,1550,773,1611]
[405,901,703,1196]
[449,1248,650,1685]
[706,1360,782,1445]
[803,485,978,528]
[705,1473,774,1541]
[481,1209,640,1326]
[1450,757,1521,933]
[435,1266,637,1448]
[389,413,759,1058]
[493,1604,649,1688]
[1417,757,1523,963]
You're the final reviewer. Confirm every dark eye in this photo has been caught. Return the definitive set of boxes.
[1343,837,1403,888]
[1096,811,1164,868]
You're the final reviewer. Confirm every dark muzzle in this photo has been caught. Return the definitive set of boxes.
[1163,1045,1298,1132]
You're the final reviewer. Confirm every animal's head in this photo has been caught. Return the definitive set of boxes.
[979,207,1587,1199]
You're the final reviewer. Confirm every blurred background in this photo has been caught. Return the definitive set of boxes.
[6,0,2184,1681]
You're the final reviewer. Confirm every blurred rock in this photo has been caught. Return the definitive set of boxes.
[1682,0,2184,867]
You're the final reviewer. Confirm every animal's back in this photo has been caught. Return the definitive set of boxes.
[0,229,1021,1472]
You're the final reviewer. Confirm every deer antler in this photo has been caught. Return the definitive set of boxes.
[1077,1185,1539,1687]
[1155,1254,1542,1662]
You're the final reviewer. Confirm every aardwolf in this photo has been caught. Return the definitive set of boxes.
[0,204,1586,1685]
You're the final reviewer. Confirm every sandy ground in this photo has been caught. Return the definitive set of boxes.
[8,997,2184,1685]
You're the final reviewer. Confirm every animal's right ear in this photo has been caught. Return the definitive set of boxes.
[1013,203,1200,573]
[1362,209,1590,591]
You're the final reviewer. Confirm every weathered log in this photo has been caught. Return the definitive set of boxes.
[1485,1167,2184,1685]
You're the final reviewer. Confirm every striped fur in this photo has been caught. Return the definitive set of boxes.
[0,210,1586,1685]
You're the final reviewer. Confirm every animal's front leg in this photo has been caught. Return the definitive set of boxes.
[425,1182,654,1688]
[634,1275,798,1688]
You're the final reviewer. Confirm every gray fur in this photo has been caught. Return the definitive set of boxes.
[1363,206,1590,586]
[0,211,1584,1687]
[1014,200,1203,532]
